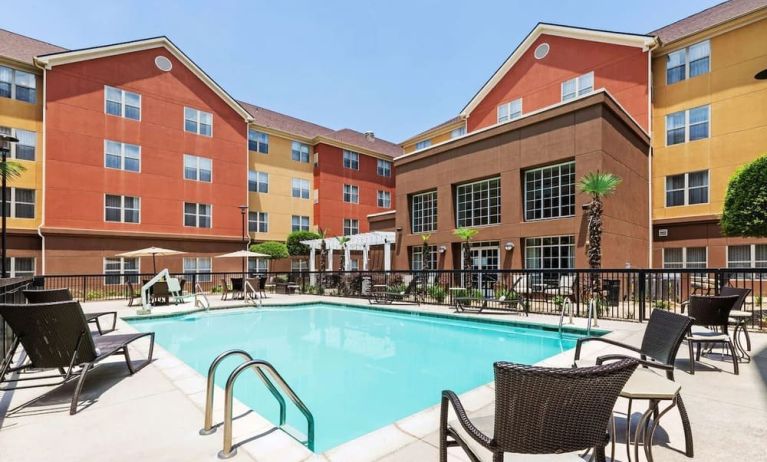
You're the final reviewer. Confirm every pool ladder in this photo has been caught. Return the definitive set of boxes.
[558,298,594,336]
[194,283,211,311]
[200,350,315,458]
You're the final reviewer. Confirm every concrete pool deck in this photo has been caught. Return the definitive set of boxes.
[1,294,765,461]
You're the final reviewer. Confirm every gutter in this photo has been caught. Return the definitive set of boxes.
[36,66,47,275]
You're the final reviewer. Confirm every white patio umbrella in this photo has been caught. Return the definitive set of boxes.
[214,250,270,258]
[116,246,185,273]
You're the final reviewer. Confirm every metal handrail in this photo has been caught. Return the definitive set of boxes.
[194,283,210,310]
[200,350,286,436]
[558,298,574,333]
[219,359,315,458]
[243,280,261,306]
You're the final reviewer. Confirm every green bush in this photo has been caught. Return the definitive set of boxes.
[427,285,447,303]
[286,231,321,256]
[250,241,289,259]
[721,155,767,237]
[452,288,482,299]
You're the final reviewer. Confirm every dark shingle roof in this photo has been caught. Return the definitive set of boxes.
[238,100,334,139]
[0,29,66,64]
[651,0,767,43]
[321,128,403,158]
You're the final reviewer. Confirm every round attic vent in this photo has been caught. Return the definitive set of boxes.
[155,56,172,72]
[534,43,550,60]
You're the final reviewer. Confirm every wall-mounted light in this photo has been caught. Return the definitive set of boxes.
[581,203,591,211]
[438,245,447,254]
[504,242,515,251]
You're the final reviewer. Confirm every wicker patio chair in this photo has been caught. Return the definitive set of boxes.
[440,359,638,462]
[0,300,155,415]
[23,288,117,335]
[126,280,142,307]
[258,276,268,298]
[574,309,693,380]
[719,286,753,358]
[220,278,230,300]
[685,295,740,375]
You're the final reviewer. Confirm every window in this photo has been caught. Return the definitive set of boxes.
[343,218,359,235]
[291,259,309,272]
[104,140,140,172]
[249,257,269,273]
[343,150,359,169]
[666,40,710,85]
[104,86,140,120]
[666,105,709,145]
[377,159,392,177]
[184,107,212,136]
[411,245,437,271]
[183,154,212,182]
[343,184,359,204]
[728,245,767,272]
[411,190,437,233]
[456,178,500,227]
[377,190,391,208]
[349,259,359,271]
[524,161,575,221]
[249,171,268,193]
[497,98,522,123]
[415,140,432,150]
[104,257,139,285]
[248,130,269,153]
[249,211,268,233]
[2,188,35,219]
[184,202,211,228]
[524,236,575,269]
[561,72,594,101]
[0,66,36,103]
[105,194,140,223]
[291,215,310,232]
[291,141,310,163]
[183,257,212,282]
[291,178,310,199]
[5,257,35,278]
[0,127,36,161]
[451,126,466,138]
[666,171,708,207]
[663,247,707,269]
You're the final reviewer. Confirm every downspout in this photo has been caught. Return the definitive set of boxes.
[36,64,47,275]
[646,39,659,269]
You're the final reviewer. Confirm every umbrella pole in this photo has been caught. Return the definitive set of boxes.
[153,254,157,274]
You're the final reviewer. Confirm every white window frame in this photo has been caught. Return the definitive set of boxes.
[104,85,141,120]
[249,211,268,233]
[662,247,708,269]
[291,215,310,232]
[343,218,359,235]
[455,177,501,228]
[5,256,35,278]
[183,154,212,182]
[665,170,709,207]
[291,178,310,199]
[0,127,36,161]
[524,161,576,221]
[377,190,391,208]
[291,259,309,272]
[377,159,392,177]
[4,188,35,219]
[104,140,141,172]
[184,202,212,228]
[343,150,360,170]
[103,257,140,285]
[561,72,594,101]
[183,257,212,282]
[727,244,767,277]
[104,194,140,223]
[411,245,438,271]
[451,126,466,139]
[343,184,359,204]
[415,140,432,150]
[665,40,711,85]
[665,105,710,146]
[248,129,269,153]
[291,141,310,163]
[0,65,37,103]
[524,235,575,270]
[497,98,522,123]
[184,107,213,137]
[411,190,437,234]
[249,170,269,193]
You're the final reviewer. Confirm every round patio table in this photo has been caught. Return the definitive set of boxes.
[729,310,753,361]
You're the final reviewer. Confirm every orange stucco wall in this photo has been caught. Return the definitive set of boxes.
[44,47,247,237]
[313,143,394,235]
[467,34,650,132]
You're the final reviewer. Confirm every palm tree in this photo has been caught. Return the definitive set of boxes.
[0,161,26,180]
[336,236,351,271]
[420,233,432,271]
[453,227,479,288]
[579,171,621,294]
[317,227,327,294]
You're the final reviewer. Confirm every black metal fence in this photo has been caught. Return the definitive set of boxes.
[16,268,767,331]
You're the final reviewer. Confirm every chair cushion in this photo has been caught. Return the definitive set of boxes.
[688,326,730,341]
[620,368,680,400]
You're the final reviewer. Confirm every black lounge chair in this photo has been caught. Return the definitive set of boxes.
[574,309,693,381]
[440,359,638,462]
[0,300,155,414]
[685,295,740,375]
[369,277,420,305]
[23,288,117,335]
[454,293,528,316]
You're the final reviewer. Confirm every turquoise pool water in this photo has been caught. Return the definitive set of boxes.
[128,303,586,452]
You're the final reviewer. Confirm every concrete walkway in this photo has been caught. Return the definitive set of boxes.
[1,295,765,461]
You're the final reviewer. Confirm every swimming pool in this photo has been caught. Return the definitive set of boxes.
[128,303,591,452]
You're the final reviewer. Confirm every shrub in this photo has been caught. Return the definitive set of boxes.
[286,231,321,256]
[721,155,767,237]
[250,241,289,259]
[427,285,447,303]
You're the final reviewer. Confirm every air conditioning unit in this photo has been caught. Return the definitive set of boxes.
[658,229,668,237]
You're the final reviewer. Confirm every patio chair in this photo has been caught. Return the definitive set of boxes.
[719,286,753,357]
[0,300,155,415]
[264,276,276,294]
[543,273,577,301]
[574,309,693,380]
[258,276,268,298]
[220,278,231,301]
[126,281,141,307]
[230,277,244,300]
[440,359,638,462]
[23,288,117,335]
[369,277,420,305]
[685,295,740,375]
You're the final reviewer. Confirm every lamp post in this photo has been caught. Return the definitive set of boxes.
[0,134,19,279]
[239,205,248,277]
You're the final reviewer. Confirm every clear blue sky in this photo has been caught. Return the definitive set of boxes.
[3,0,720,141]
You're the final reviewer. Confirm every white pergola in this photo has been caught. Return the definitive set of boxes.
[301,231,396,274]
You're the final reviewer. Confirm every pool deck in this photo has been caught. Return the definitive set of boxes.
[1,294,765,461]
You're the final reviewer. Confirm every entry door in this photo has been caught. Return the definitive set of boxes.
[470,244,499,297]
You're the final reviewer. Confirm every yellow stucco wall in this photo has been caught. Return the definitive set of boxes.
[401,120,465,153]
[651,13,767,221]
[248,128,314,242]
[0,60,43,230]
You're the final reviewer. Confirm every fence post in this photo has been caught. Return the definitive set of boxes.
[81,275,87,301]
[638,270,646,322]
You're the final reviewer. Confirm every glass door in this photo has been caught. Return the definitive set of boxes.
[469,242,499,297]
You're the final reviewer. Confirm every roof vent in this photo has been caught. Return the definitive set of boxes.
[155,56,172,72]
[364,131,375,142]
[534,43,550,60]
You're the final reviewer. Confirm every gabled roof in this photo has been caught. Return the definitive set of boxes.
[238,100,334,139]
[650,0,767,44]
[0,28,65,65]
[34,36,252,122]
[400,116,464,146]
[459,23,656,118]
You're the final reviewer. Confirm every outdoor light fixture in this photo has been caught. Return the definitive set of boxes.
[504,242,515,251]
[581,203,591,211]
[755,68,767,80]
[438,245,447,254]
[0,134,19,279]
